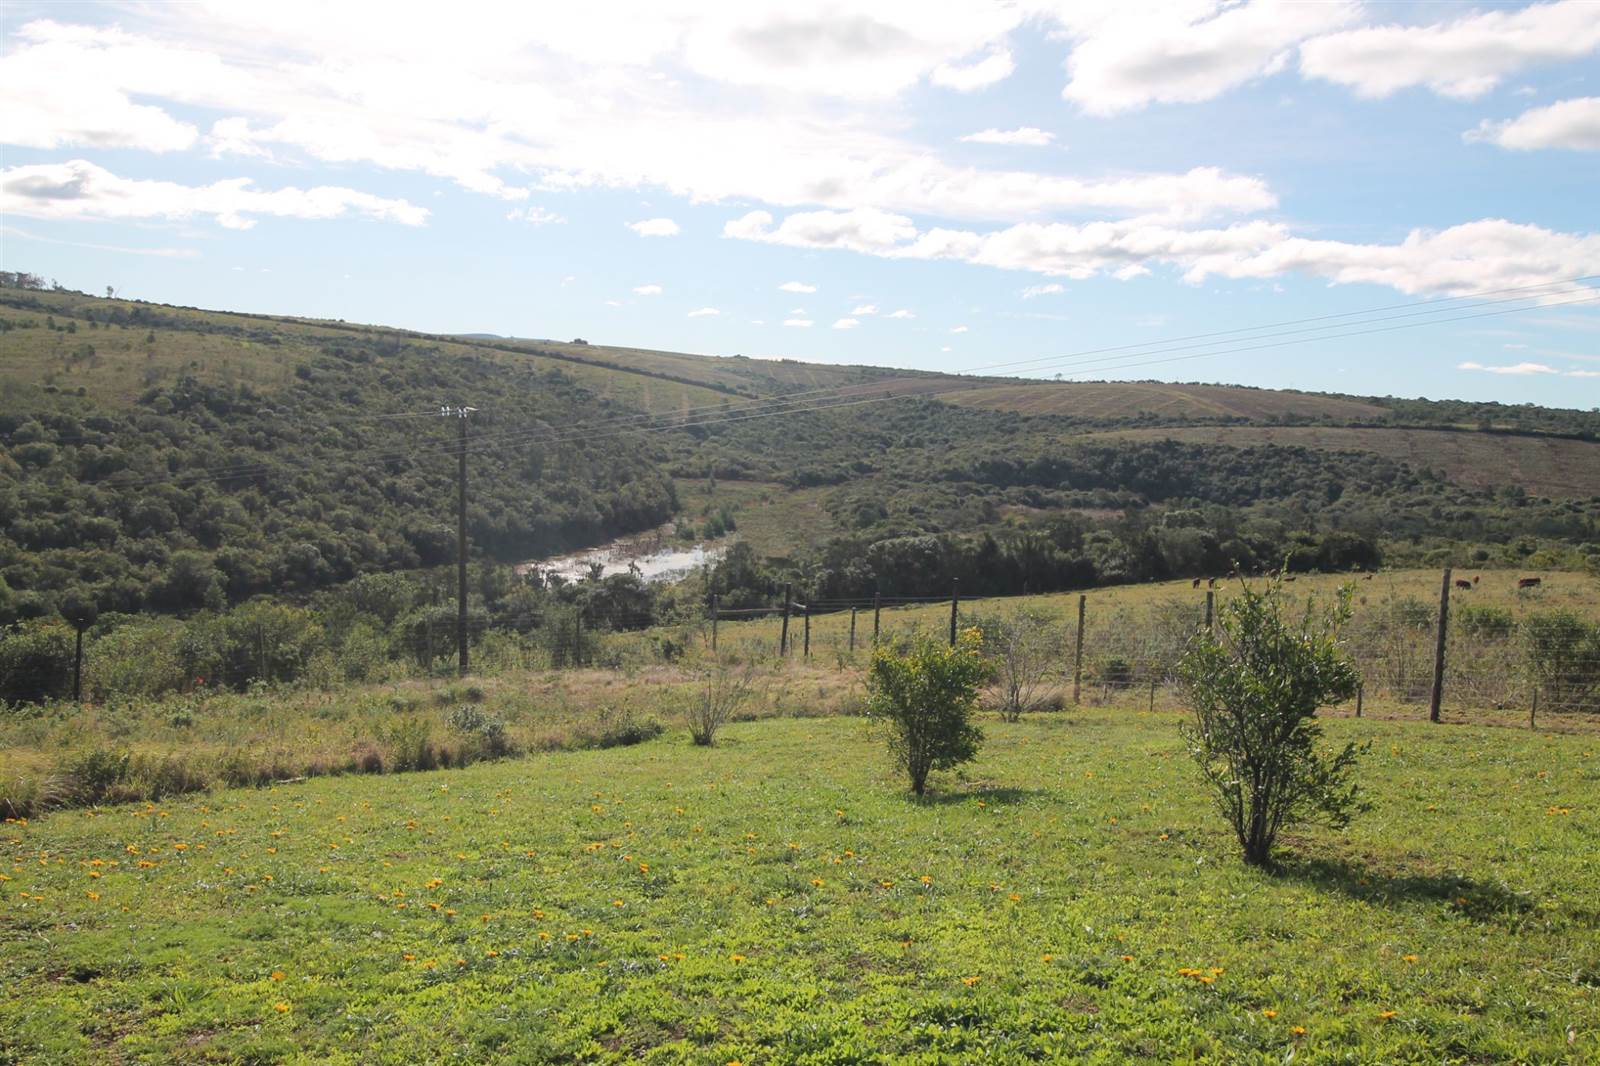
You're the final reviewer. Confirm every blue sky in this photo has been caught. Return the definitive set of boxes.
[2,1,1597,406]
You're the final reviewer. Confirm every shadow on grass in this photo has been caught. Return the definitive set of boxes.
[1276,849,1536,925]
[913,786,1041,807]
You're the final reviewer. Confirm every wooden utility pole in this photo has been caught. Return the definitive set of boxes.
[710,594,719,652]
[444,405,475,678]
[1073,594,1086,705]
[1429,567,1450,723]
[779,583,792,656]
[949,579,960,646]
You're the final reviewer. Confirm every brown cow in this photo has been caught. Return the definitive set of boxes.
[1517,577,1542,590]
[1192,577,1201,589]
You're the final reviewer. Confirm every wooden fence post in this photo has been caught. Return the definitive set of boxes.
[949,579,960,646]
[803,603,811,659]
[849,606,857,652]
[1355,682,1363,718]
[710,593,719,653]
[780,583,792,657]
[1148,678,1156,712]
[1204,590,1214,633]
[1529,686,1538,731]
[73,625,85,704]
[1073,594,1086,706]
[575,607,584,668]
[873,592,881,644]
[1429,567,1451,723]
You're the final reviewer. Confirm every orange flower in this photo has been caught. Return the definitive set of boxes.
[1290,1026,1306,1036]
[273,1002,291,1014]
[1261,1009,1277,1018]
[961,976,980,987]
[270,971,285,982]
[1377,1010,1397,1020]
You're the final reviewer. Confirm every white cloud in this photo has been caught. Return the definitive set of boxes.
[1466,97,1600,151]
[851,303,878,315]
[1300,0,1600,100]
[1,223,199,259]
[1569,369,1600,378]
[0,158,427,229]
[833,317,861,329]
[930,48,1015,92]
[777,280,818,293]
[783,317,814,328]
[687,306,720,317]
[627,216,680,236]
[1457,360,1558,375]
[604,299,623,307]
[632,283,663,295]
[961,126,1054,147]
[508,205,565,224]
[1055,1,1360,114]
[724,205,1600,298]
[950,325,969,333]
[1021,283,1066,298]
[886,308,916,318]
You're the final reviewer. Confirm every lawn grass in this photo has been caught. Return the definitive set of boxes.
[3,706,1595,1063]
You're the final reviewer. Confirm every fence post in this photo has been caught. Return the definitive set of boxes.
[1529,686,1538,731]
[849,606,857,652]
[1148,678,1156,713]
[949,579,960,646]
[803,603,811,659]
[780,583,792,657]
[873,591,881,644]
[1204,590,1214,634]
[1355,681,1363,718]
[257,621,268,683]
[575,607,584,668]
[1429,567,1451,723]
[1073,594,1086,706]
[425,616,434,675]
[710,593,719,652]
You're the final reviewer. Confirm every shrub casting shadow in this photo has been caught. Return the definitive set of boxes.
[1276,852,1535,925]
[913,786,1041,807]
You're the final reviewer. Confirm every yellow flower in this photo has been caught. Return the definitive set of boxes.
[270,971,285,982]
[1040,954,1054,963]
[1290,1026,1306,1036]
[729,953,746,963]
[1262,1009,1277,1018]
[810,878,824,887]
[273,1002,291,1014]
[1120,955,1134,962]
[1378,1010,1397,1020]
[1402,954,1418,963]
[961,976,980,987]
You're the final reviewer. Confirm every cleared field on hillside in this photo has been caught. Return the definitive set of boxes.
[940,380,1390,422]
[3,708,1593,1063]
[1088,425,1600,498]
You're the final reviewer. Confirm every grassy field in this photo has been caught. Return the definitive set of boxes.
[1086,425,1600,500]
[939,381,1390,422]
[3,705,1595,1064]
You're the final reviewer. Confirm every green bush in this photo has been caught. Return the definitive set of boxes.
[1456,605,1516,641]
[0,619,75,703]
[1177,576,1364,867]
[866,629,989,796]
[1522,610,1600,711]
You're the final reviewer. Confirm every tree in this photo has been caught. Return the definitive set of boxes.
[866,629,988,795]
[1522,610,1600,711]
[1176,576,1363,867]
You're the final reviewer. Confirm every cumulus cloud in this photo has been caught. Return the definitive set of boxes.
[961,126,1054,147]
[1466,97,1600,151]
[950,325,970,333]
[0,158,427,229]
[1022,283,1066,298]
[1299,0,1600,99]
[627,217,680,236]
[783,317,814,327]
[723,204,1600,297]
[776,280,818,293]
[687,306,720,317]
[632,283,663,295]
[1056,1,1359,114]
[886,308,916,318]
[833,317,861,329]
[851,303,878,315]
[930,48,1016,91]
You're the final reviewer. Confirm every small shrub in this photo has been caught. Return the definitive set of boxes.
[1457,605,1516,640]
[1177,575,1364,867]
[685,659,760,746]
[866,629,989,796]
[969,611,1060,721]
[1522,610,1600,711]
[382,717,436,772]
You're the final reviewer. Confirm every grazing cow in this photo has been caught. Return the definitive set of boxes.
[1283,575,1297,582]
[1192,577,1201,589]
[1472,575,1479,585]
[1518,577,1542,590]
[1455,579,1472,591]
[1363,572,1374,580]
[1207,577,1217,589]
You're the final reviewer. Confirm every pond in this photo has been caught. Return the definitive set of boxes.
[517,528,725,584]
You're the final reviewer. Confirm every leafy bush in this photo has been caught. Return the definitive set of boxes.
[1457,605,1516,640]
[382,717,437,773]
[866,629,989,796]
[1177,576,1364,867]
[969,610,1061,721]
[0,619,75,703]
[1522,610,1600,711]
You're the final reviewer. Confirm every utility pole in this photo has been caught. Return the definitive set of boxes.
[442,404,476,677]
